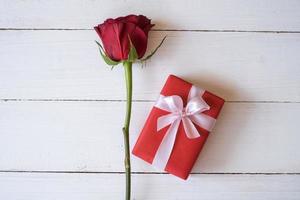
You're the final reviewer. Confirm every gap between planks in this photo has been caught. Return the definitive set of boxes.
[0,99,299,103]
[0,170,299,175]
[0,28,300,34]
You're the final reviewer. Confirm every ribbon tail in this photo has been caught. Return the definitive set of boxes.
[152,118,181,170]
[157,113,179,131]
[182,117,201,139]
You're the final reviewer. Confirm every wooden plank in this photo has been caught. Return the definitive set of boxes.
[1,0,300,31]
[0,173,299,200]
[1,31,299,101]
[0,101,299,173]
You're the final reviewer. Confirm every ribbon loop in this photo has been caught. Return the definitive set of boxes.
[152,86,216,170]
[164,95,183,112]
[185,96,210,115]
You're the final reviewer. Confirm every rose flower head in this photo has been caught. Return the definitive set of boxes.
[95,14,166,66]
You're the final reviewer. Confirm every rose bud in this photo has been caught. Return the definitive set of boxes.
[94,14,155,62]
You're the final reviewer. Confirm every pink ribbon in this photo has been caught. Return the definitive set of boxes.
[152,86,216,170]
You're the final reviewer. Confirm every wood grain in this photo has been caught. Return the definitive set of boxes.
[0,101,299,173]
[0,173,299,200]
[1,31,299,101]
[1,1,300,198]
[1,0,300,31]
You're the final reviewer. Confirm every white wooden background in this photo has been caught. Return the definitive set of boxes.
[1,0,300,199]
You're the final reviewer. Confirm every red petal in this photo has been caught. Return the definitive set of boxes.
[130,26,148,58]
[96,22,124,61]
[119,22,148,59]
[123,15,154,34]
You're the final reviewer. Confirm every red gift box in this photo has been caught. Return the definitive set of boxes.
[132,75,225,180]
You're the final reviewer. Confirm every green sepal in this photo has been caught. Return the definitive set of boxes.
[127,37,138,62]
[95,41,120,66]
[141,35,167,62]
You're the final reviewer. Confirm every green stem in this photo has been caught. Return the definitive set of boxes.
[123,61,132,200]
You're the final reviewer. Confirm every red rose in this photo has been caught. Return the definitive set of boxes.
[94,15,154,62]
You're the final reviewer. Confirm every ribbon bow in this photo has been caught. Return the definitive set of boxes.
[152,86,216,170]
